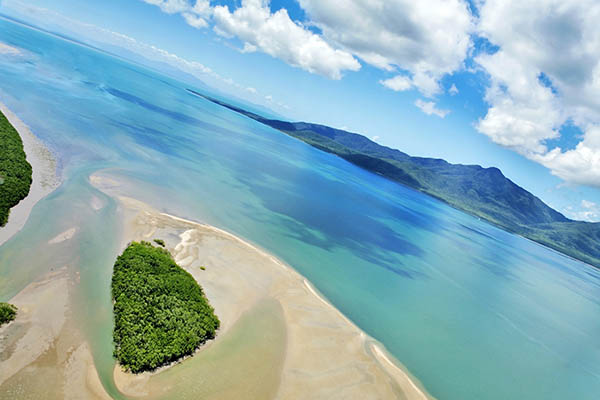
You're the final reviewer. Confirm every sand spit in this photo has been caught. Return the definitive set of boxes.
[0,268,111,399]
[0,102,60,246]
[92,173,433,400]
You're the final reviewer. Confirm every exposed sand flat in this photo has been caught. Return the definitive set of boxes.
[92,173,433,400]
[0,102,60,246]
[0,268,111,399]
[64,343,113,400]
[48,227,77,244]
[0,267,69,385]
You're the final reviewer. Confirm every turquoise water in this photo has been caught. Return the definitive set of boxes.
[1,18,600,399]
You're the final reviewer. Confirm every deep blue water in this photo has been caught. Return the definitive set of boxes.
[1,18,600,399]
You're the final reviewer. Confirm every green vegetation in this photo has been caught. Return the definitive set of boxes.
[153,238,165,247]
[200,266,206,271]
[0,302,17,326]
[111,241,219,373]
[195,91,600,269]
[0,111,32,227]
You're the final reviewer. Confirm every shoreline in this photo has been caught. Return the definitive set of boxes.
[90,173,433,399]
[0,102,59,246]
[163,210,430,399]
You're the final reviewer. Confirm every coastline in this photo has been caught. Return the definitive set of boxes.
[92,173,434,400]
[0,102,59,246]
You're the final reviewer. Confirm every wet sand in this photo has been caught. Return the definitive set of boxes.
[0,267,111,399]
[93,173,433,400]
[0,102,59,246]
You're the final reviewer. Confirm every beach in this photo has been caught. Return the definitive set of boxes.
[0,102,59,246]
[92,173,433,400]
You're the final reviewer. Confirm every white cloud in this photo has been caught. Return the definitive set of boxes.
[212,0,360,79]
[532,126,600,186]
[476,0,600,187]
[143,0,211,28]
[246,87,257,94]
[141,0,472,93]
[142,0,190,14]
[191,0,210,15]
[415,99,450,118]
[380,75,412,92]
[449,84,459,95]
[582,200,597,209]
[182,12,208,28]
[371,135,380,142]
[298,0,474,96]
[565,199,600,222]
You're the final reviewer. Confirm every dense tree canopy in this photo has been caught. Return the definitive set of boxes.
[0,111,32,226]
[0,302,17,326]
[111,241,219,373]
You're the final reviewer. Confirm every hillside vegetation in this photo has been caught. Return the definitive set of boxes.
[193,90,600,269]
[0,110,32,226]
[112,241,219,373]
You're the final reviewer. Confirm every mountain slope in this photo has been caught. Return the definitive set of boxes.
[191,90,600,269]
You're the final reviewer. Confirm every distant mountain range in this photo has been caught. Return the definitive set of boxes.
[189,89,600,269]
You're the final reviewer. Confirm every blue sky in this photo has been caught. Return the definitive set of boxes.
[2,0,600,221]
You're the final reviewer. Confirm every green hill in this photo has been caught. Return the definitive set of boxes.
[191,90,600,268]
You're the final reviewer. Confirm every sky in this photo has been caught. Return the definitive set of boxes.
[1,0,600,221]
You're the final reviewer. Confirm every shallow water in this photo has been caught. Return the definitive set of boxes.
[143,299,286,400]
[1,17,600,399]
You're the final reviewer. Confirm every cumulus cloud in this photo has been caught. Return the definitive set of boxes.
[476,0,600,187]
[565,200,600,222]
[182,12,208,28]
[415,99,450,118]
[212,0,360,79]
[380,75,412,92]
[143,0,211,28]
[532,126,600,186]
[141,0,472,93]
[299,0,474,96]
